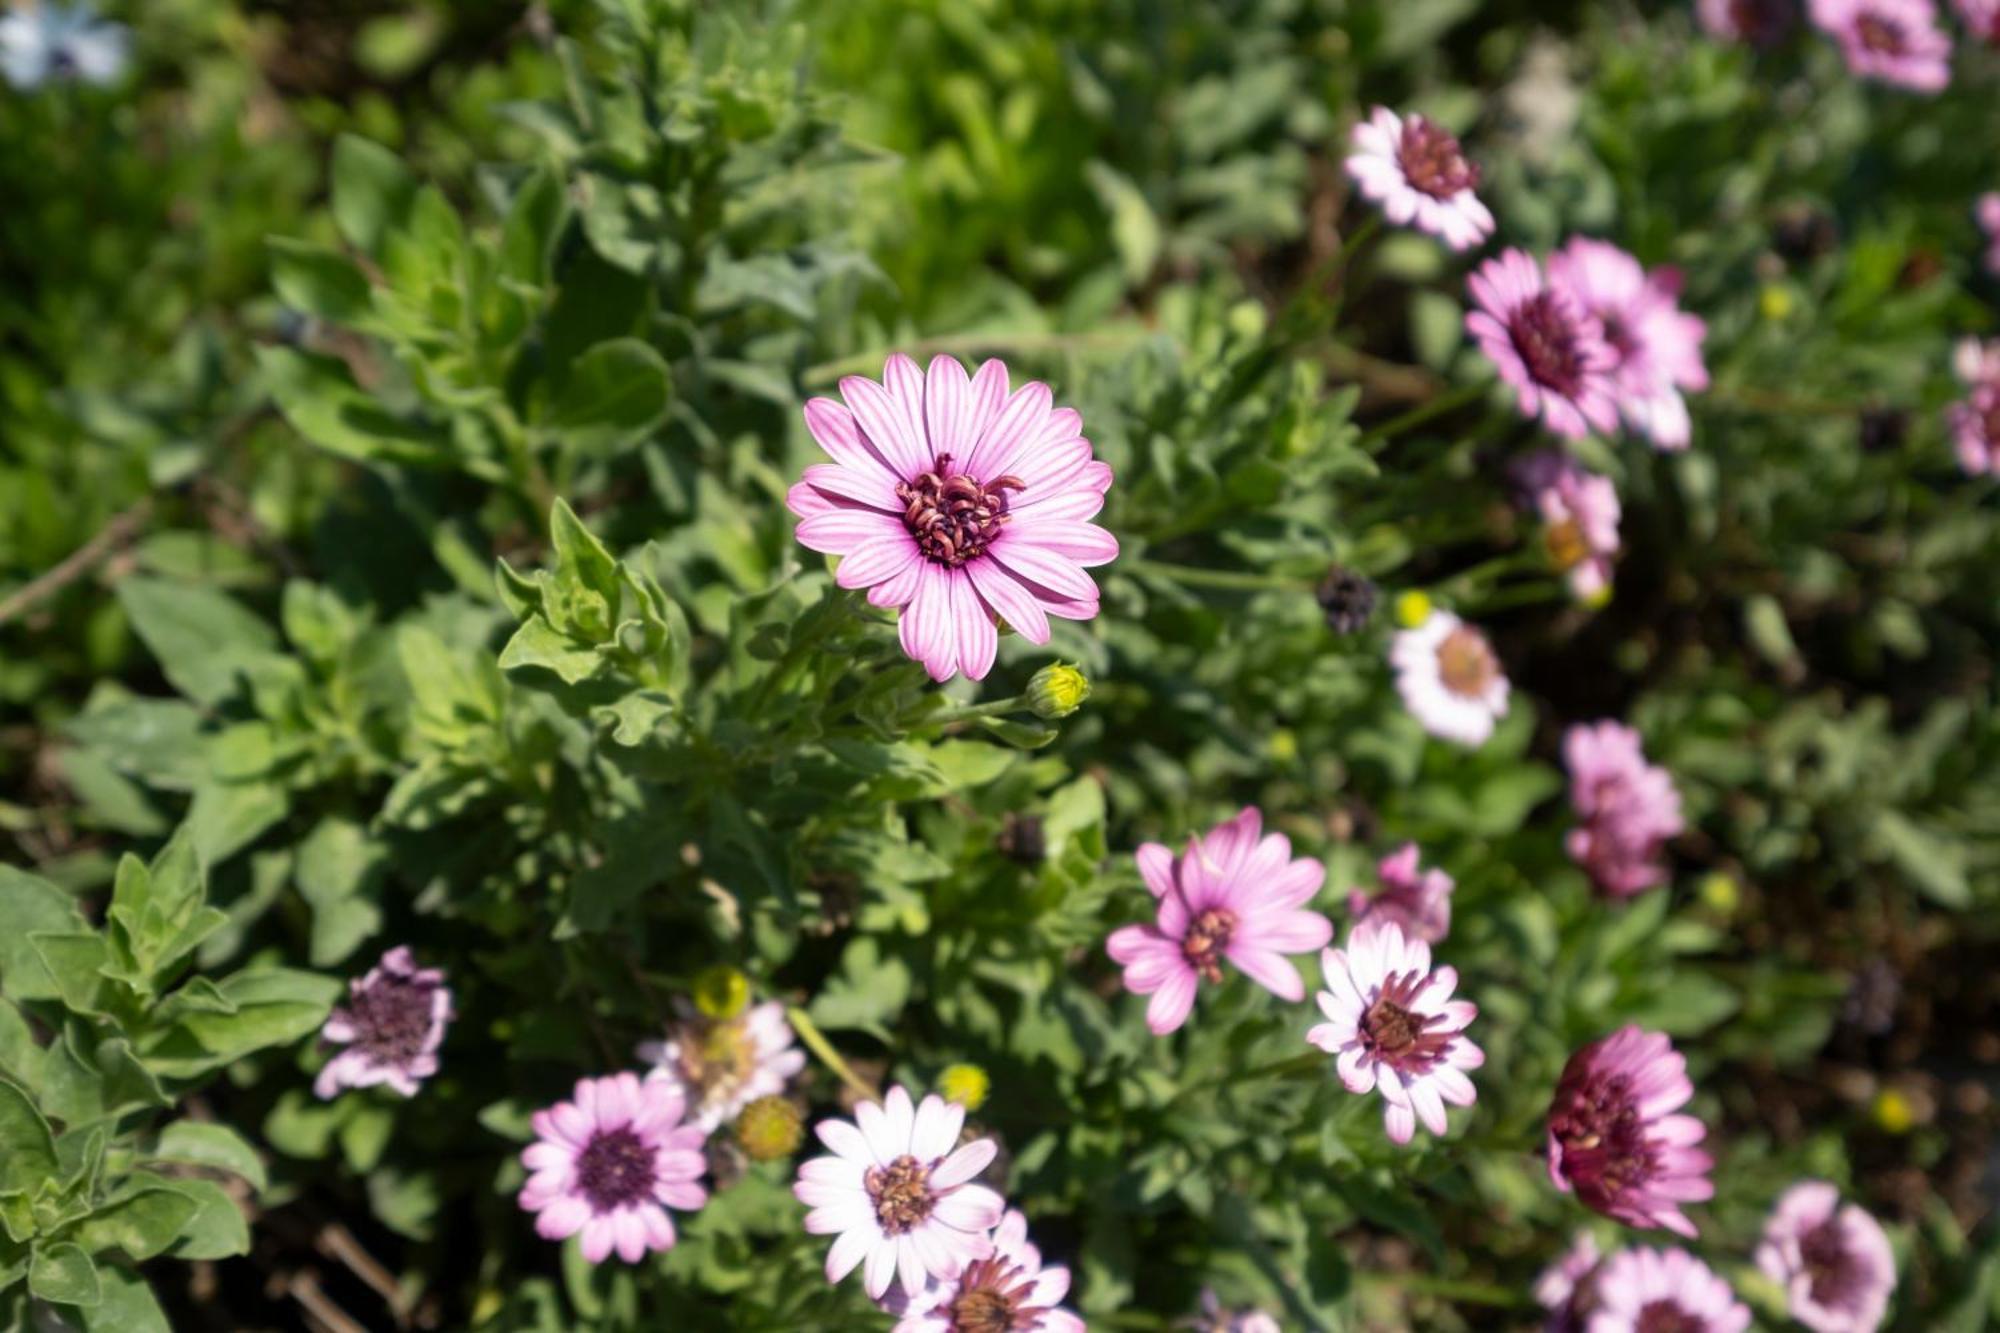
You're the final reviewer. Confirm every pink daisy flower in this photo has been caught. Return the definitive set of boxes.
[883,1209,1085,1333]
[1547,1027,1714,1237]
[1391,609,1511,747]
[1756,1182,1898,1333]
[1536,1233,1604,1333]
[1106,807,1333,1036]
[1979,193,2000,274]
[1347,842,1455,944]
[1948,338,2000,476]
[637,999,806,1132]
[519,1073,709,1264]
[792,1085,1005,1301]
[1191,1290,1282,1333]
[1586,1247,1750,1333]
[1467,248,1621,439]
[314,946,454,1099]
[1563,721,1685,899]
[1808,0,1954,91]
[1958,0,2000,41]
[1344,107,1495,251]
[1547,239,1710,451]
[1515,451,1622,601]
[1698,0,1797,44]
[1307,919,1484,1145]
[786,354,1117,683]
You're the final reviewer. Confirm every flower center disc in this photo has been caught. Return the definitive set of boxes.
[1634,1301,1706,1333]
[865,1154,935,1235]
[1801,1217,1861,1307]
[1550,1071,1655,1202]
[897,452,1024,567]
[576,1127,658,1212]
[1396,117,1479,199]
[1509,292,1589,395]
[1436,626,1499,699]
[1855,14,1906,53]
[676,1017,758,1097]
[349,977,438,1066]
[1182,908,1237,984]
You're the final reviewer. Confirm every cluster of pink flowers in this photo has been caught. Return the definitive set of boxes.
[1947,338,2000,476]
[1347,843,1455,944]
[1515,451,1623,601]
[1563,721,1685,898]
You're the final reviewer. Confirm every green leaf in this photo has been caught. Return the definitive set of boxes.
[28,1242,99,1308]
[158,1178,250,1260]
[499,167,567,286]
[0,1000,43,1093]
[542,338,672,453]
[69,1186,198,1262]
[256,345,451,467]
[806,938,911,1037]
[185,778,290,867]
[0,868,86,1002]
[62,696,206,792]
[267,237,375,325]
[497,616,603,685]
[0,1078,58,1193]
[114,578,279,708]
[107,831,217,988]
[149,1122,267,1192]
[28,932,114,1017]
[80,1269,171,1333]
[140,968,340,1078]
[1870,811,1971,908]
[330,134,417,255]
[293,817,386,967]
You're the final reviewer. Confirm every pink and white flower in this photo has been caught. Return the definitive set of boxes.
[519,1073,709,1264]
[314,946,454,1099]
[1979,193,2000,274]
[786,354,1117,683]
[1547,1027,1714,1237]
[637,1000,806,1132]
[1307,919,1484,1145]
[1514,451,1622,600]
[1948,337,2000,476]
[1344,107,1495,251]
[1391,609,1511,747]
[1563,721,1684,898]
[1756,1182,1898,1333]
[883,1209,1085,1333]
[1957,0,2000,42]
[1586,1247,1750,1333]
[1548,239,1710,451]
[1107,808,1332,1035]
[1467,248,1621,439]
[793,1086,1005,1301]
[1536,1233,1603,1333]
[1347,843,1454,944]
[1809,0,1954,91]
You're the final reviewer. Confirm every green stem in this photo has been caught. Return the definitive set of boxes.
[1353,1270,1529,1308]
[786,1007,881,1103]
[1355,379,1490,450]
[1127,559,1311,593]
[923,695,1029,727]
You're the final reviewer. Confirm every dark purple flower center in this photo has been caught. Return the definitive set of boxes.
[898,452,1024,567]
[1727,0,1793,46]
[341,974,439,1067]
[1395,116,1479,199]
[1509,292,1592,396]
[865,1154,935,1235]
[1854,13,1907,54]
[576,1127,658,1212]
[1548,1069,1658,1210]
[1635,1302,1704,1333]
[1182,908,1237,984]
[1361,971,1454,1071]
[945,1256,1049,1332]
[1801,1217,1863,1308]
[1436,625,1500,699]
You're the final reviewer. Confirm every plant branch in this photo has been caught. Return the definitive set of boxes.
[0,497,154,628]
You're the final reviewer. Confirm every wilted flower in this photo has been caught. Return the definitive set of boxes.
[1307,919,1484,1145]
[737,1095,806,1162]
[1190,1289,1282,1333]
[1106,807,1333,1035]
[793,1085,1006,1300]
[1344,107,1495,251]
[519,1073,709,1264]
[996,812,1046,866]
[1756,1182,1898,1333]
[1947,338,2000,476]
[1698,0,1797,44]
[1547,238,1710,451]
[1347,843,1454,944]
[787,354,1116,682]
[1535,1233,1603,1333]
[314,946,454,1100]
[638,999,806,1132]
[1467,248,1620,439]
[1808,0,1953,91]
[1027,662,1091,719]
[0,2,128,89]
[1979,193,2000,274]
[1587,1247,1750,1333]
[1391,609,1511,747]
[883,1209,1085,1333]
[1546,1027,1714,1237]
[1317,565,1378,634]
[1514,451,1622,601]
[1563,721,1684,898]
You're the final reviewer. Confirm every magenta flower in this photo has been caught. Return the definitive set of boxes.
[1547,1027,1714,1237]
[1563,721,1684,899]
[1809,0,1954,90]
[1347,843,1454,944]
[1548,239,1710,451]
[1535,1233,1603,1333]
[883,1209,1085,1333]
[1698,0,1797,44]
[1586,1247,1750,1333]
[1106,807,1333,1035]
[314,946,453,1100]
[1391,608,1511,747]
[1344,107,1495,252]
[519,1073,709,1264]
[1756,1182,1898,1333]
[1467,248,1620,439]
[1307,919,1484,1145]
[1515,451,1622,601]
[786,354,1116,683]
[1959,0,2000,39]
[793,1085,1005,1301]
[1979,193,2000,274]
[637,1000,806,1132]
[1948,337,2000,476]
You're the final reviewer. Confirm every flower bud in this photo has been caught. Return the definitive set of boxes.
[1393,589,1433,629]
[1027,663,1090,719]
[736,1095,806,1161]
[692,965,749,1019]
[938,1064,990,1112]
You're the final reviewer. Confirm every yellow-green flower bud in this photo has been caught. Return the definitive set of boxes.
[1394,589,1433,628]
[1027,663,1090,719]
[693,965,749,1019]
[938,1063,990,1111]
[1871,1088,1913,1135]
[1698,871,1740,917]
[736,1095,805,1161]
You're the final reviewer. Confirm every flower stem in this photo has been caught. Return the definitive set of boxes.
[923,695,1029,726]
[786,1007,881,1104]
[1127,559,1312,593]
[1356,379,1490,450]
